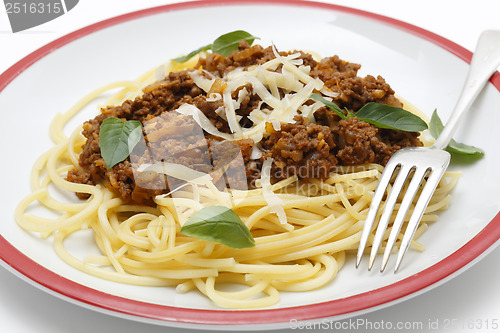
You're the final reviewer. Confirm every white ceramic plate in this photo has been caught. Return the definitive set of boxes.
[1,0,500,330]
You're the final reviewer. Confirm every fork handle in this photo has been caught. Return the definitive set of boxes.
[433,30,500,150]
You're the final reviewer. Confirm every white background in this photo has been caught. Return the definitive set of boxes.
[1,0,500,332]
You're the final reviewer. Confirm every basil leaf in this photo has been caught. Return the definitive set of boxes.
[355,102,428,132]
[172,44,212,63]
[429,109,443,139]
[211,30,259,56]
[312,95,428,131]
[429,110,484,157]
[171,30,259,63]
[447,141,485,156]
[310,93,346,119]
[99,117,143,170]
[180,206,255,248]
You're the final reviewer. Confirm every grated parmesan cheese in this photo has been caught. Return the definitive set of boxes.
[181,47,326,144]
[261,158,287,225]
[137,162,212,186]
[206,93,222,102]
[175,104,233,141]
[188,70,215,93]
[251,144,263,160]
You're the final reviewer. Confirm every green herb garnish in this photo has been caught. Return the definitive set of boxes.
[173,30,259,63]
[172,44,212,63]
[98,117,143,170]
[310,94,428,132]
[429,110,484,157]
[212,30,258,56]
[310,93,346,119]
[355,102,428,132]
[180,206,255,248]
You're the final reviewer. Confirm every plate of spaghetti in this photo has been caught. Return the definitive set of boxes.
[1,0,500,330]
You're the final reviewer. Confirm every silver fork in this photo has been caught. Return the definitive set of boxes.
[356,30,500,273]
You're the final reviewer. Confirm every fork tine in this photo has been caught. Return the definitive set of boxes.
[356,159,400,268]
[380,167,429,272]
[368,164,413,270]
[393,168,447,272]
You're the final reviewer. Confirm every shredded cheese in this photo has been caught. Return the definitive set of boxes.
[175,104,233,141]
[137,162,212,186]
[261,158,287,225]
[182,47,326,144]
[189,70,215,93]
[223,89,243,137]
[143,162,232,208]
[206,93,222,102]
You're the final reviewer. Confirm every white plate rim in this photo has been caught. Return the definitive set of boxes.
[1,0,500,329]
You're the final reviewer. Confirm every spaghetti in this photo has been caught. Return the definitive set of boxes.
[15,41,459,309]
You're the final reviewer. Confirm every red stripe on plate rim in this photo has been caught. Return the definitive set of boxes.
[1,0,499,326]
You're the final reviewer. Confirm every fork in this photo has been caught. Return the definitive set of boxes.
[356,30,500,273]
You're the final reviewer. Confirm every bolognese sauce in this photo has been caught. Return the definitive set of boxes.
[67,41,423,205]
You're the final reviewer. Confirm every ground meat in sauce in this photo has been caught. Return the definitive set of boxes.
[261,117,338,180]
[66,41,423,204]
[335,117,422,166]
